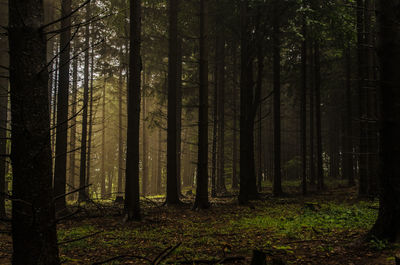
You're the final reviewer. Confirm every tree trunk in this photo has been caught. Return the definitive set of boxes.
[166,0,181,205]
[9,0,60,263]
[142,66,148,196]
[86,47,94,196]
[54,0,71,212]
[232,43,238,190]
[78,2,91,202]
[301,13,307,195]
[0,0,8,218]
[69,40,78,201]
[211,66,218,197]
[217,27,226,195]
[194,0,210,210]
[357,0,368,196]
[343,46,355,186]
[124,0,142,221]
[314,41,324,190]
[101,75,107,198]
[370,0,400,243]
[117,65,124,197]
[273,4,283,196]
[157,128,162,194]
[177,37,183,196]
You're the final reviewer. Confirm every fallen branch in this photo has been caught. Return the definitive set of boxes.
[168,256,245,264]
[154,242,182,265]
[92,255,152,265]
[58,231,103,245]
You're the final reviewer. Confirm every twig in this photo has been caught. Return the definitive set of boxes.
[154,242,182,265]
[92,255,151,265]
[58,231,102,245]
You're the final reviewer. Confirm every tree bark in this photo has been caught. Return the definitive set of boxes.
[124,0,142,221]
[370,0,400,243]
[301,12,307,195]
[166,0,181,204]
[101,74,107,198]
[9,0,60,263]
[343,46,355,186]
[117,65,124,197]
[0,0,8,218]
[78,2,91,202]
[273,4,283,196]
[194,0,210,210]
[142,66,148,196]
[314,41,324,190]
[69,40,78,201]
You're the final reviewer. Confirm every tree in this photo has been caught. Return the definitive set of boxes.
[272,0,283,196]
[8,0,60,263]
[54,0,72,212]
[166,0,181,205]
[300,7,307,195]
[124,0,142,221]
[78,2,92,202]
[370,0,400,243]
[193,0,210,210]
[0,0,8,219]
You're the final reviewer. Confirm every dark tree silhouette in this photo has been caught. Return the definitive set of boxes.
[9,0,60,263]
[124,0,142,221]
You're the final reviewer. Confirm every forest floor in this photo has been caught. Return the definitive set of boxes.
[1,181,399,264]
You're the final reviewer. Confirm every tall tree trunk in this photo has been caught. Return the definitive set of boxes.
[357,0,368,196]
[78,2,91,202]
[0,0,8,218]
[370,0,400,242]
[272,4,283,196]
[301,13,307,195]
[177,37,183,196]
[157,128,162,194]
[194,0,210,209]
[365,0,378,197]
[54,0,71,212]
[124,0,142,221]
[343,46,355,186]
[211,63,218,197]
[117,65,124,197]
[315,41,324,190]
[101,75,107,198]
[86,47,94,196]
[166,0,181,204]
[216,16,226,194]
[142,67,148,196]
[9,0,60,263]
[69,41,78,200]
[232,43,238,190]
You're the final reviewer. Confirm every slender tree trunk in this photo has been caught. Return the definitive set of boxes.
[217,20,226,194]
[157,128,162,194]
[177,37,183,196]
[211,68,218,197]
[370,0,400,242]
[194,0,210,209]
[69,41,78,200]
[365,0,378,197]
[232,43,238,190]
[0,0,8,218]
[315,41,324,190]
[301,13,307,195]
[78,2,91,202]
[166,0,181,204]
[117,66,124,197]
[344,46,355,186]
[357,0,368,196]
[9,0,60,263]
[86,47,94,196]
[54,0,71,212]
[273,5,283,196]
[124,0,142,221]
[142,67,148,196]
[101,75,107,198]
